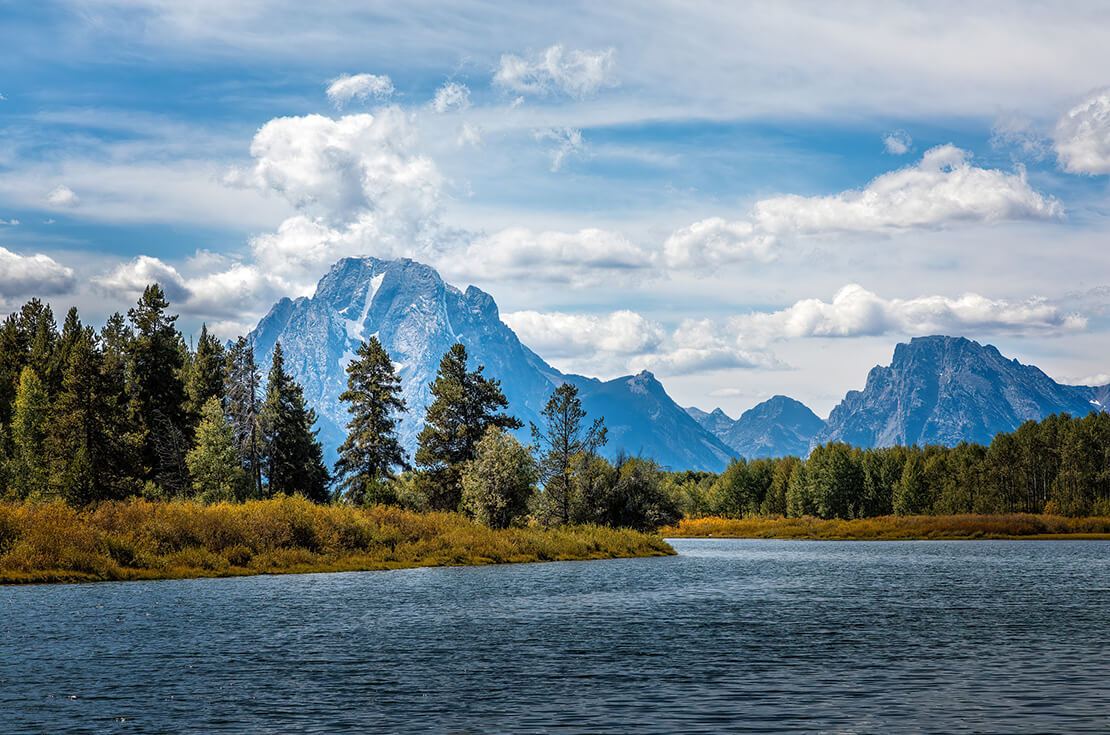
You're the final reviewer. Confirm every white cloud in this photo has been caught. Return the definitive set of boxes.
[94,255,190,302]
[882,130,912,155]
[325,73,394,108]
[1054,88,1110,174]
[431,82,470,113]
[731,284,1087,341]
[503,309,664,359]
[990,114,1050,161]
[457,122,482,148]
[534,127,584,171]
[494,44,616,98]
[665,145,1062,269]
[0,219,18,226]
[46,185,80,207]
[0,247,76,298]
[443,227,653,286]
[663,217,776,269]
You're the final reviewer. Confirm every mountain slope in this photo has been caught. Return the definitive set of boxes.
[688,396,824,458]
[248,257,733,472]
[813,335,1102,448]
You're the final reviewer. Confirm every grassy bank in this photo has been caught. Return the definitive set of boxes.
[0,497,674,584]
[662,514,1110,541]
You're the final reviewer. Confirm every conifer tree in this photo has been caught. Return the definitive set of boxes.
[415,343,521,510]
[186,396,247,502]
[335,337,406,504]
[51,307,83,392]
[8,367,51,499]
[225,337,262,498]
[126,285,189,494]
[185,324,227,426]
[99,312,142,493]
[0,314,24,426]
[531,382,606,525]
[48,324,111,504]
[894,452,931,515]
[260,342,330,501]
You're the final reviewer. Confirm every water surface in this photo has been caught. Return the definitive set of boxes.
[2,539,1107,733]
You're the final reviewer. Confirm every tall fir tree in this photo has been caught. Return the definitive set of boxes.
[531,382,606,525]
[8,366,51,499]
[334,337,406,505]
[260,342,330,501]
[186,396,248,503]
[415,343,521,511]
[225,336,262,498]
[126,285,189,494]
[185,324,227,426]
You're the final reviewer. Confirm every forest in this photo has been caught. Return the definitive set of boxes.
[0,286,1107,543]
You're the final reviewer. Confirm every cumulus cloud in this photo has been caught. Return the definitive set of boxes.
[431,82,470,113]
[0,247,76,298]
[882,130,912,155]
[1054,88,1110,174]
[664,145,1063,268]
[631,318,782,375]
[443,227,653,286]
[325,73,394,108]
[503,310,664,359]
[457,122,482,148]
[46,185,79,207]
[94,255,190,302]
[534,127,584,171]
[494,44,616,98]
[990,114,1050,161]
[730,284,1087,341]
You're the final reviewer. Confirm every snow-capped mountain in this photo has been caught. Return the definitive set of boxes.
[248,257,734,472]
[813,335,1107,449]
[688,396,824,459]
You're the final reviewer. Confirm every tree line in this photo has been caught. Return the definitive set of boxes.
[668,411,1110,519]
[0,288,681,531]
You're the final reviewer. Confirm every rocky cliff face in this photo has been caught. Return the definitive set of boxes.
[688,396,824,458]
[813,335,1102,448]
[249,257,733,471]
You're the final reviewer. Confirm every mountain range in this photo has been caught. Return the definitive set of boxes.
[248,257,1107,471]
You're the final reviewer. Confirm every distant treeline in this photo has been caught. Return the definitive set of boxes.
[0,288,680,532]
[667,412,1110,519]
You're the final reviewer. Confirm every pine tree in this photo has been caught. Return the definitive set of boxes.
[531,382,606,525]
[186,396,247,503]
[225,336,262,498]
[415,343,522,511]
[48,324,107,504]
[261,342,330,501]
[21,300,58,390]
[8,367,51,499]
[461,427,536,528]
[0,313,24,426]
[334,337,406,504]
[126,285,189,494]
[185,324,227,428]
[99,312,142,494]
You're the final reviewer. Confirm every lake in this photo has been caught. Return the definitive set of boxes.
[2,539,1108,733]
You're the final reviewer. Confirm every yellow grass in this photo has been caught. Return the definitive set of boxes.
[0,496,674,584]
[662,514,1110,541]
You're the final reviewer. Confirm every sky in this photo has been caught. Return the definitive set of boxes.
[0,0,1108,418]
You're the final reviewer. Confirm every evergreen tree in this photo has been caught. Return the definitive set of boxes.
[894,451,931,515]
[185,324,226,427]
[99,312,141,494]
[51,307,83,392]
[461,427,536,528]
[0,314,24,426]
[415,343,522,511]
[785,461,814,517]
[186,396,247,503]
[8,367,51,499]
[261,342,330,501]
[531,382,606,525]
[225,337,262,498]
[126,285,189,494]
[22,299,58,390]
[334,337,406,504]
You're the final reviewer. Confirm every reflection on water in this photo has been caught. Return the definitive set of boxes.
[2,539,1108,733]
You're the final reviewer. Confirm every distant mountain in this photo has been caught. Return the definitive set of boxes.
[248,257,733,472]
[813,335,1105,449]
[687,396,824,459]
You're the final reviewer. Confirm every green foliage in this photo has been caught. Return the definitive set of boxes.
[185,324,226,427]
[8,367,50,499]
[461,427,537,528]
[415,343,521,511]
[225,336,262,498]
[531,382,606,525]
[186,397,248,503]
[894,452,931,515]
[260,342,330,502]
[334,337,406,505]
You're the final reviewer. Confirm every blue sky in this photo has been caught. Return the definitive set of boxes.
[1,1,1109,416]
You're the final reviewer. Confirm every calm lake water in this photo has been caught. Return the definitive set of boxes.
[2,539,1108,734]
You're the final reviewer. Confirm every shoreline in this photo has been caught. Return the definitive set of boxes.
[661,514,1110,541]
[0,497,674,586]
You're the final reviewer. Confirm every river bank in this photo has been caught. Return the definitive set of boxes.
[0,497,674,584]
[663,513,1110,540]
